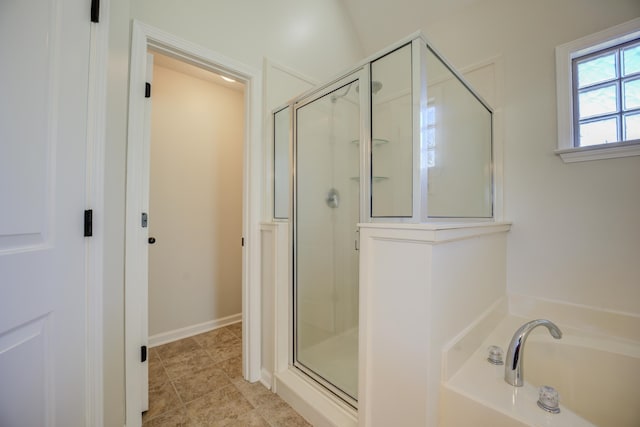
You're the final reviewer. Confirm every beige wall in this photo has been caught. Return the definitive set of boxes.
[148,61,244,337]
[345,0,640,314]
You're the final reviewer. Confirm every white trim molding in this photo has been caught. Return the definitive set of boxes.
[555,17,640,163]
[85,1,110,425]
[555,139,640,162]
[148,314,242,348]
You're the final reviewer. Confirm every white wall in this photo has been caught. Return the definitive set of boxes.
[358,223,510,427]
[344,0,640,314]
[264,59,319,219]
[427,2,640,315]
[148,60,244,338]
[131,0,363,84]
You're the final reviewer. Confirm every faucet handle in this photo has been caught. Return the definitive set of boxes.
[487,345,504,365]
[537,385,561,413]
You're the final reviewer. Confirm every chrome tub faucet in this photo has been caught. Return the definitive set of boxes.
[505,319,562,387]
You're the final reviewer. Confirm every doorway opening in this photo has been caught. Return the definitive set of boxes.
[146,52,245,347]
[143,50,245,420]
[125,21,263,427]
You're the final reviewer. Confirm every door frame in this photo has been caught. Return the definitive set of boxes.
[86,2,111,425]
[124,20,262,426]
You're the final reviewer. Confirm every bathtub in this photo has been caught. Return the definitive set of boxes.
[526,332,640,426]
[441,316,640,427]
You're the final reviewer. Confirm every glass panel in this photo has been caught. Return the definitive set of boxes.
[273,107,290,219]
[624,113,640,140]
[295,79,360,404]
[370,44,413,217]
[578,84,618,118]
[576,53,617,87]
[622,43,640,76]
[425,46,492,218]
[579,117,619,146]
[623,78,640,110]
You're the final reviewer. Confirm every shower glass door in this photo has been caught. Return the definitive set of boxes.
[294,74,361,406]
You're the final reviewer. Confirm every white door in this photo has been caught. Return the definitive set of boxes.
[0,0,92,426]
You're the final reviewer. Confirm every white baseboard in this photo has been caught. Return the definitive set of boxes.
[149,313,242,348]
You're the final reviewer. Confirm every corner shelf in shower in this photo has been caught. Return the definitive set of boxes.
[350,138,390,146]
[350,176,389,182]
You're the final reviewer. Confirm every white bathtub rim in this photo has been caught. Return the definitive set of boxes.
[443,379,597,427]
[443,312,640,427]
[441,296,508,381]
[525,327,640,359]
[508,293,640,344]
[443,294,640,386]
[444,342,598,427]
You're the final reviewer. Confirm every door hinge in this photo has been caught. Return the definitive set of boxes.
[241,237,245,247]
[90,0,100,23]
[141,345,147,363]
[145,82,151,98]
[141,212,148,228]
[84,209,93,237]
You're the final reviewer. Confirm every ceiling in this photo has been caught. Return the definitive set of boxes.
[151,50,245,92]
[340,0,485,54]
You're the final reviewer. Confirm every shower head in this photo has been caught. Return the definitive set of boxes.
[354,80,383,95]
[331,84,353,103]
[331,80,384,103]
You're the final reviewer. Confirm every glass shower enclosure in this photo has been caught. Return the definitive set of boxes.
[274,34,493,409]
[294,73,363,406]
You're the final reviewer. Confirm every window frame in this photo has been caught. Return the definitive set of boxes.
[555,18,640,163]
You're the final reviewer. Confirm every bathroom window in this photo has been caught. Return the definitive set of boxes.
[573,40,640,146]
[555,18,640,162]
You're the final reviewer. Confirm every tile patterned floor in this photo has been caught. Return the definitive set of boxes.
[143,323,311,427]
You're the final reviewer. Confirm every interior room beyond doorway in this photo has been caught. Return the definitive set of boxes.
[147,51,245,345]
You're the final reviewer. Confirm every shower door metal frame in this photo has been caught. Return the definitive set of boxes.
[291,67,371,409]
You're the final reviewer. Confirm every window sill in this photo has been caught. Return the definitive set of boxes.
[555,139,640,163]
